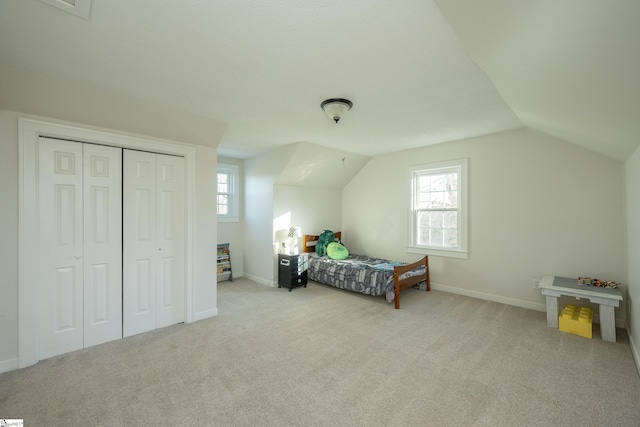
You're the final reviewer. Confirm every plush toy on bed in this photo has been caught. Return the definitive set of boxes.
[315,230,349,259]
[326,242,349,260]
[315,230,336,257]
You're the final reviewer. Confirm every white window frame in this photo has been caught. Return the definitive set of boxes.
[217,163,239,223]
[407,158,468,259]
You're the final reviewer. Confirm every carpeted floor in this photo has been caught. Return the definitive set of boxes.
[1,277,639,426]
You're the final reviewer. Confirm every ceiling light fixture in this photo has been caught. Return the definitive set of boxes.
[321,98,353,123]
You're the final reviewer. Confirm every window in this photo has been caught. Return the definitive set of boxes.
[408,159,468,259]
[217,163,239,222]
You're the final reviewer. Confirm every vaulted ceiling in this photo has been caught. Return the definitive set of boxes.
[1,0,638,162]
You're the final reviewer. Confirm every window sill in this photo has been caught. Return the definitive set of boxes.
[218,216,239,223]
[407,246,468,259]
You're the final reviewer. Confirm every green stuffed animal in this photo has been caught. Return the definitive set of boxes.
[315,230,336,257]
[326,242,349,260]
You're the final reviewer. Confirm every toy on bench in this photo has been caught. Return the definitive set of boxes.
[577,277,618,288]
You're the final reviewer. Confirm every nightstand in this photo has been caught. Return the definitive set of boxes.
[278,253,308,291]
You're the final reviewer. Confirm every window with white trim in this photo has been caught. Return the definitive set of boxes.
[217,163,239,222]
[408,159,468,259]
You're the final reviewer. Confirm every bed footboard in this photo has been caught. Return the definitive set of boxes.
[393,256,430,309]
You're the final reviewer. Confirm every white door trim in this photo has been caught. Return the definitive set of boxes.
[18,117,197,368]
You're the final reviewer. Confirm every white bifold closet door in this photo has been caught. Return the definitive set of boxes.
[123,150,185,338]
[38,138,122,360]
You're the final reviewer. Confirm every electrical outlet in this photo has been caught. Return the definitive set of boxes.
[532,279,541,289]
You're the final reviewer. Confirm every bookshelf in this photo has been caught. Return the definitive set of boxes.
[217,243,233,282]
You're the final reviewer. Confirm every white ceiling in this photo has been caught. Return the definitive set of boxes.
[0,0,638,161]
[434,0,640,163]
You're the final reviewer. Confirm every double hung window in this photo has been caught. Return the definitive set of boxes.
[408,159,468,259]
[217,163,239,222]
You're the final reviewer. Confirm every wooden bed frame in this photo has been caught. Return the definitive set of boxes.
[302,232,430,309]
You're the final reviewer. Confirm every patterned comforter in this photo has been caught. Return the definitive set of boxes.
[307,253,427,303]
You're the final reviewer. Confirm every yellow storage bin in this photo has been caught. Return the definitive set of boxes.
[558,305,593,338]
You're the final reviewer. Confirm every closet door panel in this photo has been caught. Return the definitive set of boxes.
[123,150,158,337]
[38,138,84,359]
[156,155,185,328]
[135,259,152,311]
[83,144,122,348]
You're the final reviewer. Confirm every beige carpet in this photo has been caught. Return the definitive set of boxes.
[1,277,639,426]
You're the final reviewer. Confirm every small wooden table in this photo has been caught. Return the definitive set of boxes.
[539,275,623,342]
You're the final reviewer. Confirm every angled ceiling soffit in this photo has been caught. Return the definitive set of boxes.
[275,142,370,190]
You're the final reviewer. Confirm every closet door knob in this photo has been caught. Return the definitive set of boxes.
[75,254,81,259]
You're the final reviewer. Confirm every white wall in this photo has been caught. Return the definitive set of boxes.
[343,128,626,317]
[242,143,365,285]
[243,146,296,285]
[273,185,342,250]
[0,111,20,371]
[625,146,640,371]
[217,157,245,278]
[194,145,219,319]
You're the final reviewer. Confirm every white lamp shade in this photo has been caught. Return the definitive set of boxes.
[288,226,301,238]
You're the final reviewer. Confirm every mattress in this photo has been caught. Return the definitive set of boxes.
[307,252,426,303]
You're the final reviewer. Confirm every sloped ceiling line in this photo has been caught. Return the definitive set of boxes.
[1,0,638,161]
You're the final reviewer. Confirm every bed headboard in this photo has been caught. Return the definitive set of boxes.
[303,231,342,253]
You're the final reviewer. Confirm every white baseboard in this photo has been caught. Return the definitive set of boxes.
[242,273,277,288]
[628,320,640,377]
[0,357,19,374]
[432,282,625,327]
[431,282,547,312]
[193,308,218,322]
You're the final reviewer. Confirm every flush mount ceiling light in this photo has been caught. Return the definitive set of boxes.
[321,98,353,123]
